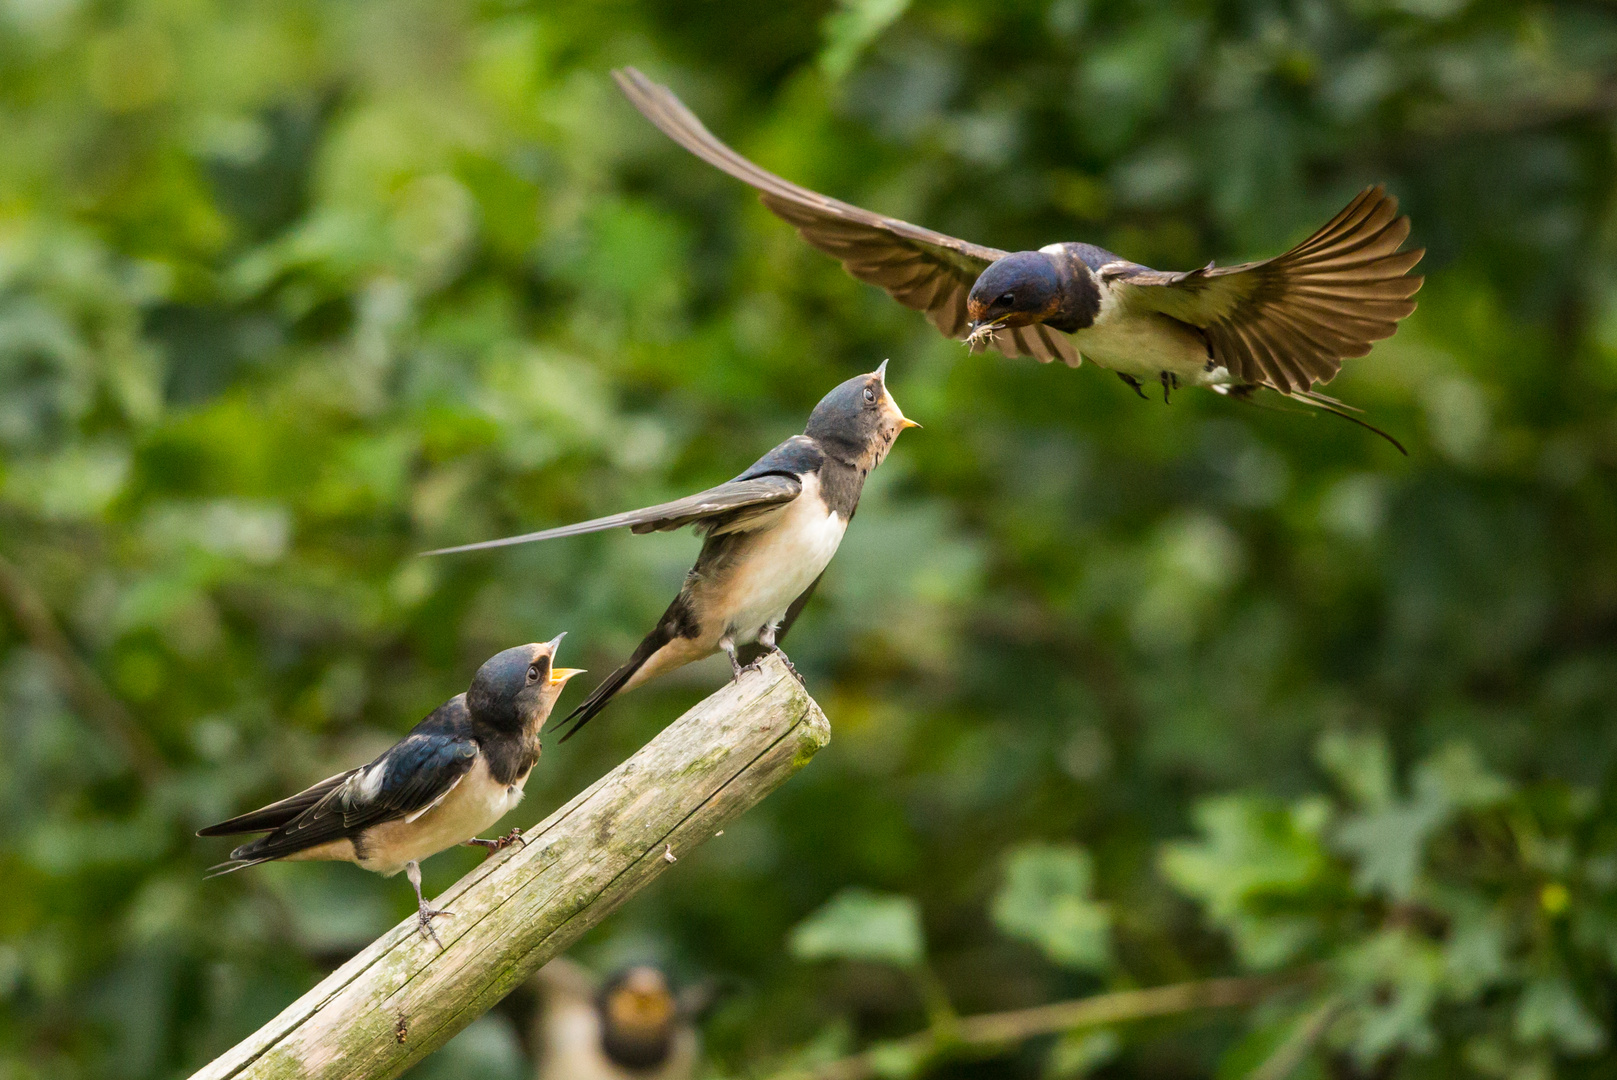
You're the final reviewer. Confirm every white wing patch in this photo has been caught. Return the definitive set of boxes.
[356,757,390,801]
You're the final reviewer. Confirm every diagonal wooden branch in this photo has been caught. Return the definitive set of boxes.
[187,654,829,1080]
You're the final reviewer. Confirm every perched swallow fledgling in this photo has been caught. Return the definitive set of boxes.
[615,68,1423,448]
[198,637,583,940]
[534,961,699,1080]
[426,363,917,739]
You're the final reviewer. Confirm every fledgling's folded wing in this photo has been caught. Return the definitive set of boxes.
[1104,186,1424,393]
[219,732,479,864]
[197,768,356,836]
[422,473,803,556]
[614,68,1078,368]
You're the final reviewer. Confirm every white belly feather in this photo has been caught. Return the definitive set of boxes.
[357,756,527,876]
[621,472,851,691]
[718,472,847,643]
[1070,282,1229,385]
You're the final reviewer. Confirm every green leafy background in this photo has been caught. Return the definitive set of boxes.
[2,1,1615,1078]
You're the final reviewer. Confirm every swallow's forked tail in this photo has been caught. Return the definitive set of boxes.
[1219,384,1408,456]
[554,628,672,742]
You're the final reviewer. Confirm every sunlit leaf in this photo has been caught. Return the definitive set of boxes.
[1046,1028,1120,1079]
[1515,977,1606,1056]
[1159,796,1334,969]
[819,0,912,81]
[1316,730,1394,811]
[991,842,1111,972]
[788,888,925,968]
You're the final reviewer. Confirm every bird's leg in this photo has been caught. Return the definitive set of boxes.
[719,635,744,681]
[755,623,803,684]
[1118,373,1149,400]
[463,827,526,857]
[405,860,453,946]
[1160,371,1175,403]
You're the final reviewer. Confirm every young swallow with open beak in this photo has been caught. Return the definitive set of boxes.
[198,637,584,941]
[425,363,919,741]
[614,67,1423,451]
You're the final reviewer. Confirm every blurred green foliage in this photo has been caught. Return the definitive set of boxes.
[791,889,928,969]
[1,0,1615,1078]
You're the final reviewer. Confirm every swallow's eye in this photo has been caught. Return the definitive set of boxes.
[526,664,541,684]
[862,386,876,405]
[997,292,1015,307]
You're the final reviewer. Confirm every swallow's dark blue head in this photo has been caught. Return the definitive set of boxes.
[803,360,920,468]
[466,635,584,733]
[966,251,1064,337]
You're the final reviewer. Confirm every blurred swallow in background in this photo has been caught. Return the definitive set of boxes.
[616,67,1423,451]
[426,363,918,740]
[199,637,583,941]
[534,960,703,1080]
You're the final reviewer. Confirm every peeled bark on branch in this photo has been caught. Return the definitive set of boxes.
[189,654,828,1080]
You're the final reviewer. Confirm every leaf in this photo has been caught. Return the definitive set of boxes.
[1159,796,1333,969]
[1046,1028,1120,1079]
[1339,928,1444,1064]
[1333,800,1446,901]
[991,842,1111,972]
[1334,741,1513,900]
[789,888,925,968]
[866,1040,928,1079]
[1316,730,1394,810]
[1514,977,1606,1056]
[819,0,912,81]
[1414,742,1514,811]
[1442,902,1513,1000]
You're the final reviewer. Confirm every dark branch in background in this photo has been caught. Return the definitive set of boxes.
[0,550,164,781]
[768,972,1310,1080]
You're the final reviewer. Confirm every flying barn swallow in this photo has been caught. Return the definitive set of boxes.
[199,637,583,941]
[426,363,918,740]
[614,68,1423,449]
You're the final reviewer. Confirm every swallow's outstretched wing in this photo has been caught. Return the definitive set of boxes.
[1102,186,1424,393]
[614,68,1081,367]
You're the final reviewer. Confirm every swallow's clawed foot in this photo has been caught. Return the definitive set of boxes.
[417,903,454,946]
[769,646,804,685]
[465,827,526,858]
[405,860,453,947]
[720,637,744,681]
[1160,371,1179,403]
[1118,373,1150,400]
[749,627,803,683]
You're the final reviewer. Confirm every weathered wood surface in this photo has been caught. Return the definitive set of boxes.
[189,655,828,1080]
